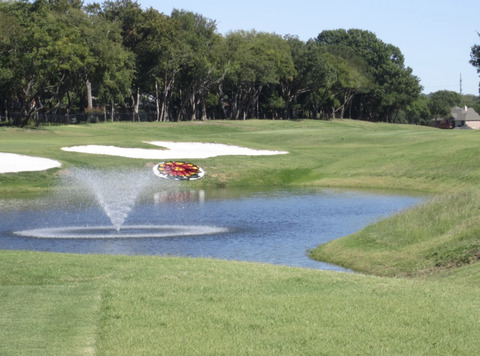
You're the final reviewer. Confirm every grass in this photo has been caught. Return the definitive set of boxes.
[1,120,480,354]
[0,284,100,355]
[1,251,479,355]
[311,188,480,277]
[2,120,480,194]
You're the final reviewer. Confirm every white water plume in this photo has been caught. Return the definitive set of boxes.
[68,168,157,231]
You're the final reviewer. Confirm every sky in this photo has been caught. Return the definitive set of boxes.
[88,0,480,95]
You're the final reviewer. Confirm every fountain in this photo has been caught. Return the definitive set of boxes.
[14,167,228,239]
[73,168,155,232]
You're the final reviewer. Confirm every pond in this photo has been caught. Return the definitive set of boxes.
[0,185,422,272]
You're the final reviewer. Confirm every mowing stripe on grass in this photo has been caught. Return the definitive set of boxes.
[0,285,101,356]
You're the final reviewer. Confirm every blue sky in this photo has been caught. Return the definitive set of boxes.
[88,0,480,95]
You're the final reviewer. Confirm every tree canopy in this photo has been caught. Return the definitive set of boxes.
[0,0,475,127]
[471,33,480,95]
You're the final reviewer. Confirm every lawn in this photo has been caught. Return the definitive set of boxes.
[1,120,480,355]
[1,251,479,355]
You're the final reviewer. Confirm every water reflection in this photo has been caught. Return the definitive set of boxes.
[0,188,422,271]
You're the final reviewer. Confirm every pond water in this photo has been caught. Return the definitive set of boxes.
[0,187,422,272]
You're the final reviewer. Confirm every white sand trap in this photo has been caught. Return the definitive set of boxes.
[61,141,289,159]
[0,153,61,173]
[0,142,287,174]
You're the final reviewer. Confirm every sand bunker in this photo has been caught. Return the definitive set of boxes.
[1,141,288,173]
[61,141,289,159]
[0,153,62,173]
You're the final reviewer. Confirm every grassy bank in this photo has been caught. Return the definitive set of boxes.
[1,120,480,354]
[311,188,480,277]
[1,250,479,355]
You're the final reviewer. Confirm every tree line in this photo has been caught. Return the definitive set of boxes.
[0,0,478,127]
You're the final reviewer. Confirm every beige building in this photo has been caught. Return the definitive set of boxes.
[451,106,480,129]
[433,106,480,129]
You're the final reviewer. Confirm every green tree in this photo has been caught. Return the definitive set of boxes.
[225,31,294,120]
[323,45,372,118]
[404,94,431,125]
[0,5,18,122]
[471,33,480,95]
[316,29,421,122]
[101,0,145,120]
[0,0,91,126]
[428,90,463,118]
[132,8,178,121]
[280,37,334,119]
[171,10,226,121]
[462,94,480,114]
[84,5,135,120]
[0,1,438,126]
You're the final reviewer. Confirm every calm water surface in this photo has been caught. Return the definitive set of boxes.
[0,188,422,271]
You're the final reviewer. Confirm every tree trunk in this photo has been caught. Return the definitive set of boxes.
[232,92,240,119]
[4,99,8,123]
[132,87,140,121]
[189,92,196,121]
[200,93,207,121]
[160,84,167,122]
[85,79,93,110]
[244,86,262,120]
[160,99,167,122]
[218,83,228,119]
[155,80,160,122]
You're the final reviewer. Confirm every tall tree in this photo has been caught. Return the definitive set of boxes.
[471,33,480,95]
[171,10,225,121]
[404,94,431,125]
[316,29,421,122]
[84,4,135,119]
[0,0,91,125]
[428,90,463,118]
[101,0,145,120]
[323,45,372,118]
[224,31,294,120]
[133,8,177,121]
[0,4,18,122]
[280,37,334,119]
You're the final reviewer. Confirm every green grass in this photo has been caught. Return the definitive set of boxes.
[0,284,100,355]
[2,120,480,194]
[311,189,480,276]
[1,251,479,355]
[2,120,480,354]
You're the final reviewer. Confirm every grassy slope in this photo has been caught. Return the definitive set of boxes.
[1,251,479,355]
[311,189,480,277]
[1,120,480,354]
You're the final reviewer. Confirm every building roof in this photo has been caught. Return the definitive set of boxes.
[451,106,480,122]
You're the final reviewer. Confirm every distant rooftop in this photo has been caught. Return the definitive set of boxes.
[451,106,480,122]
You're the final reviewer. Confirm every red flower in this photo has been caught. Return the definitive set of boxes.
[155,161,204,180]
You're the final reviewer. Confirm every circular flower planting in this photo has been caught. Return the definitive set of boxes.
[153,161,205,180]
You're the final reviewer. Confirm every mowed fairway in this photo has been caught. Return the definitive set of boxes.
[1,120,480,355]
